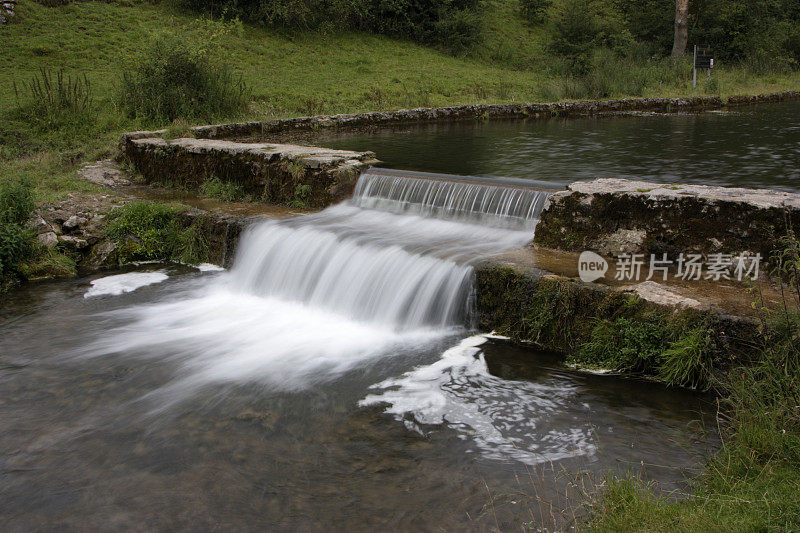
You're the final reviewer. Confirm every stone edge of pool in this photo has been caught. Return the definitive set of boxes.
[120,90,800,142]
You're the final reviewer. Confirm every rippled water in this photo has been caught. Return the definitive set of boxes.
[319,101,800,191]
[0,268,717,530]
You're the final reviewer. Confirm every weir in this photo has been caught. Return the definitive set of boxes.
[352,168,558,230]
[230,169,552,329]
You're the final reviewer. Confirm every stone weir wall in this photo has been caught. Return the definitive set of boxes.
[472,177,800,385]
[534,178,800,260]
[123,91,799,141]
[473,259,760,387]
[120,137,378,208]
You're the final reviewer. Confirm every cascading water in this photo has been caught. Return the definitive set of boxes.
[351,168,553,230]
[84,169,552,405]
[230,169,551,329]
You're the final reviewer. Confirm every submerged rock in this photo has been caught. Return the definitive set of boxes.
[627,281,703,310]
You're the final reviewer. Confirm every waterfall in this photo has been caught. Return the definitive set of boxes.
[351,168,552,230]
[83,169,555,399]
[230,170,552,330]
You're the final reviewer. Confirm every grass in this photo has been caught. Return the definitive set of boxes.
[2,0,798,203]
[105,200,209,264]
[584,237,800,531]
[199,176,248,202]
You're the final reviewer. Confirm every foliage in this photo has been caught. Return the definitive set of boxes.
[0,178,37,282]
[658,326,713,389]
[0,222,35,280]
[289,184,312,209]
[693,0,800,67]
[586,232,800,530]
[578,317,672,373]
[120,31,250,122]
[519,0,551,24]
[173,0,483,54]
[0,177,35,226]
[199,176,248,202]
[12,67,94,128]
[105,201,208,264]
[17,249,77,280]
[547,0,598,73]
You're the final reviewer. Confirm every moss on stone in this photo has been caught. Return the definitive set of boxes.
[475,263,758,389]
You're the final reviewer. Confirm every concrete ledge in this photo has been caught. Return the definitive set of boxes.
[121,137,378,208]
[534,177,800,259]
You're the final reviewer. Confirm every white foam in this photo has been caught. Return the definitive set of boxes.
[197,263,225,272]
[83,286,449,409]
[360,335,597,465]
[84,272,168,298]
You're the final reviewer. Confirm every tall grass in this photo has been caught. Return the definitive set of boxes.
[13,67,94,127]
[537,51,691,100]
[105,201,209,264]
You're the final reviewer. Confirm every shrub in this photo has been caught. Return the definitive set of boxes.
[174,0,483,55]
[120,33,250,122]
[548,0,598,73]
[578,317,672,373]
[289,184,312,209]
[0,178,35,226]
[520,0,551,24]
[0,222,35,279]
[0,178,37,281]
[658,327,713,389]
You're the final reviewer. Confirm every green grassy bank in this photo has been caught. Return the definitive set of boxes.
[2,0,799,203]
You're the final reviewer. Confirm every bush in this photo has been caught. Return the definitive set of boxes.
[548,0,599,73]
[0,178,35,226]
[120,33,250,122]
[174,0,482,55]
[0,222,35,279]
[520,0,551,24]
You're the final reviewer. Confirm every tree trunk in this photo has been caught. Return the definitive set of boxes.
[671,0,689,57]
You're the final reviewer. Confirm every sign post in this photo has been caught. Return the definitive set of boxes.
[693,45,714,88]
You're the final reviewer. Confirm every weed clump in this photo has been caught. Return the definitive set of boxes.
[105,201,209,264]
[0,178,36,283]
[199,177,248,202]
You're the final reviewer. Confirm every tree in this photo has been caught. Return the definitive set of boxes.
[671,0,689,56]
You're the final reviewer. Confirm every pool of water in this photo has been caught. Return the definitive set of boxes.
[0,267,717,530]
[317,101,800,191]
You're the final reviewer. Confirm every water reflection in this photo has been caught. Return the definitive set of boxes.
[318,102,800,191]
